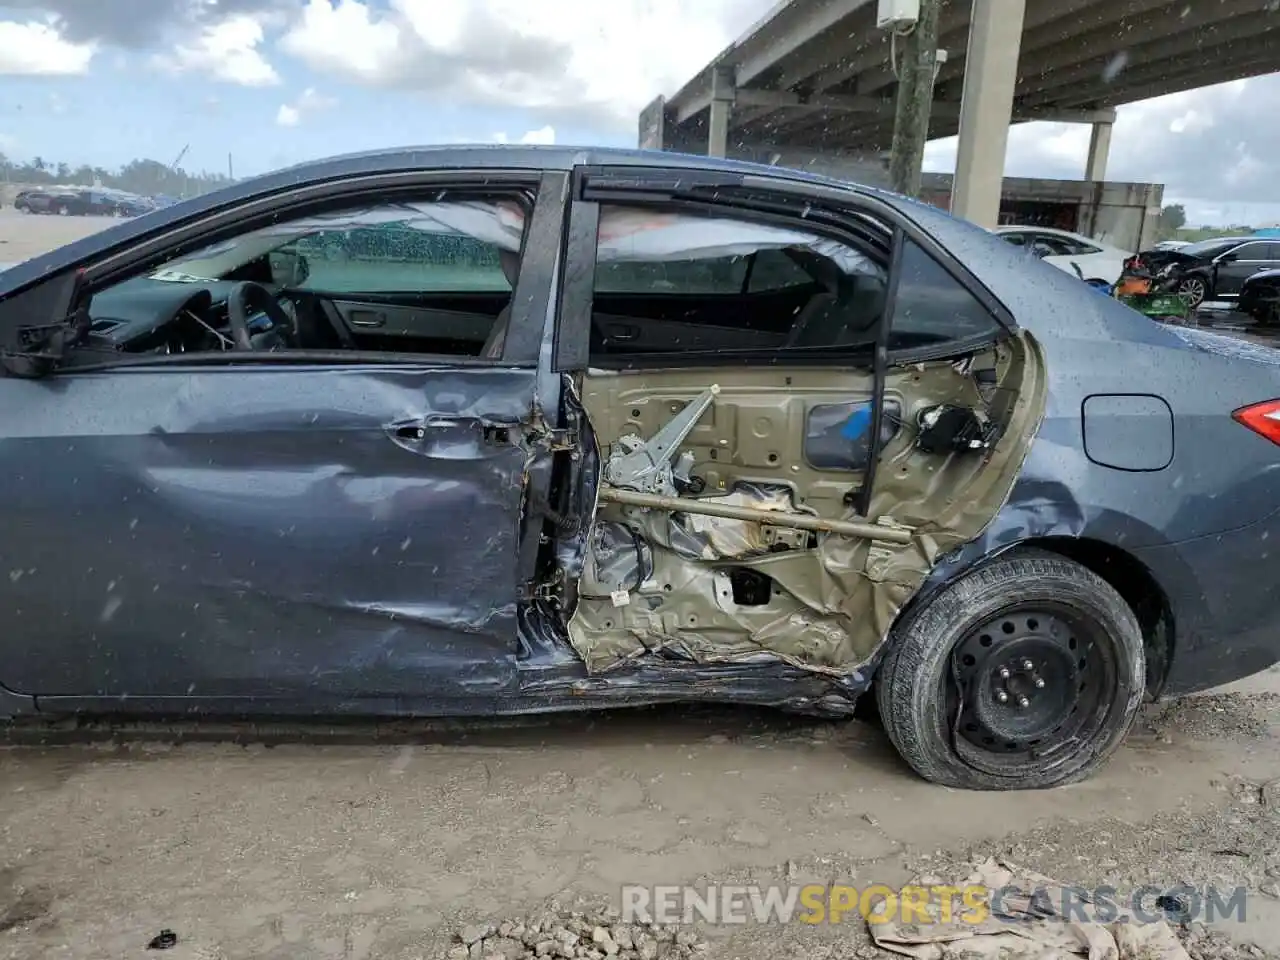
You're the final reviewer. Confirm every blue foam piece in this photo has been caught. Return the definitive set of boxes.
[841,404,872,441]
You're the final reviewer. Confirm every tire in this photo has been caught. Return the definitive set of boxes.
[1177,276,1206,309]
[56,204,69,216]
[875,549,1145,790]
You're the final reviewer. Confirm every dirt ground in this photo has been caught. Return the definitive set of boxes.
[0,208,120,264]
[2,210,1280,960]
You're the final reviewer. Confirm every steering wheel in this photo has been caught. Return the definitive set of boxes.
[226,281,296,351]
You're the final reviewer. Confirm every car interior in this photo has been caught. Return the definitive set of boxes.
[54,193,926,375]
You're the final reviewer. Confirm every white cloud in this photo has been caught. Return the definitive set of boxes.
[276,87,337,126]
[492,126,556,145]
[277,0,769,127]
[279,0,400,82]
[153,13,279,86]
[0,19,95,75]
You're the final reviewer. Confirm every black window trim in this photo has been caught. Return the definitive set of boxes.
[1,168,567,373]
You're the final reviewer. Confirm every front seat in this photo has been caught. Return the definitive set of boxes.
[480,249,521,359]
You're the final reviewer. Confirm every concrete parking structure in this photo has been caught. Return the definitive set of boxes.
[642,0,1280,225]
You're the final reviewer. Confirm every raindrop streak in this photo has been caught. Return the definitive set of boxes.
[1101,51,1129,84]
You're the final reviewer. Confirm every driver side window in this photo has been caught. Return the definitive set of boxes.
[83,195,531,361]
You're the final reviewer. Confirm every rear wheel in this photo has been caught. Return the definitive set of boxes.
[55,204,69,216]
[876,549,1145,790]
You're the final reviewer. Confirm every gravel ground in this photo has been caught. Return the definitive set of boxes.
[1,682,1278,960]
[2,210,1279,960]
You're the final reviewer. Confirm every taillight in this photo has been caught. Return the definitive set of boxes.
[1233,400,1280,445]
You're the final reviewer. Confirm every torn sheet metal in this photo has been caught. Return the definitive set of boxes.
[567,332,1047,676]
[871,858,1190,960]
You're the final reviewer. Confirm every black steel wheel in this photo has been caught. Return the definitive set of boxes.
[876,549,1145,790]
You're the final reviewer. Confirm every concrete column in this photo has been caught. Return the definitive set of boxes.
[707,66,735,158]
[950,0,1026,228]
[638,96,669,150]
[1085,120,1113,181]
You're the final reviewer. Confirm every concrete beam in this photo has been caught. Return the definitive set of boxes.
[732,0,869,89]
[775,89,1114,146]
[794,2,969,97]
[734,88,889,111]
[638,96,669,150]
[1014,0,1264,95]
[803,0,1114,97]
[707,66,735,158]
[951,0,1025,228]
[1025,32,1280,110]
[1085,121,1112,181]
[855,0,1178,98]
[1016,8,1274,100]
[1077,51,1280,110]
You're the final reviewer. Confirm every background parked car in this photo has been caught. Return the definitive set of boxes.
[1128,236,1280,308]
[994,225,1132,285]
[14,188,84,215]
[13,187,153,217]
[1238,268,1280,323]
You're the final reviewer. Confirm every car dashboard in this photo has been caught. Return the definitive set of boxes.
[85,277,284,355]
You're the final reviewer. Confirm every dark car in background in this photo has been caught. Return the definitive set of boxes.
[2,146,1280,792]
[1129,236,1280,308]
[1239,269,1280,324]
[14,187,85,215]
[14,187,153,217]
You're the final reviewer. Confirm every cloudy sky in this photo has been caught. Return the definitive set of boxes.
[0,0,1275,226]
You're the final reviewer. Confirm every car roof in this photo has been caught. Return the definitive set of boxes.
[1192,236,1256,245]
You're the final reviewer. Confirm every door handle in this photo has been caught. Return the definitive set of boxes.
[388,419,516,447]
[608,324,639,342]
[394,423,426,441]
[348,309,386,328]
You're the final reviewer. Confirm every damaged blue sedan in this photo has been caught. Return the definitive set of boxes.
[0,146,1277,790]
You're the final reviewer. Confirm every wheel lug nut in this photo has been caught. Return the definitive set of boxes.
[996,690,1009,703]
[1021,659,1034,670]
[1034,677,1046,689]
[1018,696,1030,708]
[998,667,1011,679]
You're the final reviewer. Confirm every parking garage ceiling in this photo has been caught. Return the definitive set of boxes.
[659,0,1280,150]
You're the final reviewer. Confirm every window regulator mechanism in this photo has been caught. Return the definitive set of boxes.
[603,384,719,496]
[914,403,1002,455]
